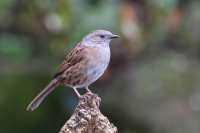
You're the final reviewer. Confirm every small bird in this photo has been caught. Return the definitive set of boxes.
[27,30,119,111]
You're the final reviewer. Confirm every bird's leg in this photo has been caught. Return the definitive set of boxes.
[85,86,101,102]
[73,87,91,99]
[72,87,82,98]
[85,87,92,94]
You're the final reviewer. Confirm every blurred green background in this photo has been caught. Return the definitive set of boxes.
[1,0,200,133]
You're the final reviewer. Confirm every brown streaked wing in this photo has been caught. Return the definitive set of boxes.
[52,43,86,79]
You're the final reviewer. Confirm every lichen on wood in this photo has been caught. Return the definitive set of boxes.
[59,93,118,133]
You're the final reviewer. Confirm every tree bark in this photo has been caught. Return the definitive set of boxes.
[59,93,118,133]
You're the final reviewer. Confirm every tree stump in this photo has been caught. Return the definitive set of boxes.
[59,93,118,133]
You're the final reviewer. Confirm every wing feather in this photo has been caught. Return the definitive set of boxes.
[52,44,86,79]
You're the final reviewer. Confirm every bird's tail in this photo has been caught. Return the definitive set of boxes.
[27,80,57,111]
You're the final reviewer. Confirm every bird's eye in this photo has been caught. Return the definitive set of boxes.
[100,34,105,38]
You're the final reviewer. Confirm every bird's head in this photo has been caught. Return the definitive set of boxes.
[82,30,119,47]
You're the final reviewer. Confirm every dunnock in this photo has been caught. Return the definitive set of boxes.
[27,30,119,111]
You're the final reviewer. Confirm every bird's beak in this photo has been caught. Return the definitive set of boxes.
[110,35,120,39]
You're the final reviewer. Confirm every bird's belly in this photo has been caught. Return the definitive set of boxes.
[74,61,108,88]
[87,62,107,80]
[64,47,110,88]
[84,49,110,85]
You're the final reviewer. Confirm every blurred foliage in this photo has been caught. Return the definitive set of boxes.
[1,0,200,133]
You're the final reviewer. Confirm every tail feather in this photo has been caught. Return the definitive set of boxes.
[27,80,57,111]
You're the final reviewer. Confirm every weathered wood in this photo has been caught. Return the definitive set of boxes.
[59,93,117,133]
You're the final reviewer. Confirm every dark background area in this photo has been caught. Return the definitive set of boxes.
[1,0,200,133]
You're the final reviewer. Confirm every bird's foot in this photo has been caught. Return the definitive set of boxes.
[97,96,101,103]
[78,92,92,99]
[78,92,101,107]
[78,92,92,103]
